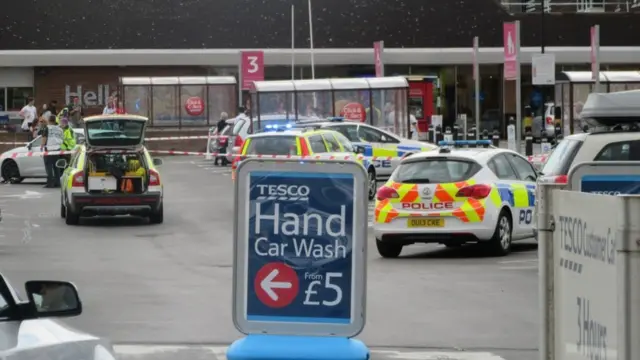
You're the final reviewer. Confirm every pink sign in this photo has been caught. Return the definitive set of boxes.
[503,22,518,81]
[184,96,205,116]
[340,103,366,122]
[374,41,384,77]
[241,51,265,90]
[590,26,597,80]
[472,37,478,80]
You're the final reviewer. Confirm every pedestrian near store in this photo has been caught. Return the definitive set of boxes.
[59,118,76,164]
[19,97,37,139]
[40,114,64,188]
[102,96,116,115]
[67,96,83,127]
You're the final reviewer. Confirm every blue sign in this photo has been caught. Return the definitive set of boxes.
[581,174,640,195]
[233,159,367,337]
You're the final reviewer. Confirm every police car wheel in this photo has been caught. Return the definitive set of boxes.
[65,204,80,225]
[376,239,403,258]
[149,204,164,224]
[367,169,376,200]
[486,209,512,256]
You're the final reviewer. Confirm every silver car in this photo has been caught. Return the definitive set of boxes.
[0,272,117,359]
[0,128,85,184]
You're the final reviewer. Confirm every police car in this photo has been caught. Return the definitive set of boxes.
[57,115,164,225]
[373,140,537,258]
[231,128,378,197]
[291,118,437,182]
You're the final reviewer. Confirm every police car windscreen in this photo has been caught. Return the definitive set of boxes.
[541,139,582,176]
[245,136,298,156]
[86,119,144,146]
[393,159,480,184]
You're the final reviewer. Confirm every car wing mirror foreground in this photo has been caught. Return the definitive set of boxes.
[24,280,82,319]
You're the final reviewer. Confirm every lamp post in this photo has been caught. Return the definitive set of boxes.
[540,0,548,104]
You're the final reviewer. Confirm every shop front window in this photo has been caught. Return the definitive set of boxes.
[6,87,34,111]
[0,89,5,112]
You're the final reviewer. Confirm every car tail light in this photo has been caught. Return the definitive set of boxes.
[234,136,244,148]
[376,186,399,201]
[546,116,553,125]
[219,136,228,145]
[231,156,245,171]
[455,184,492,199]
[149,169,161,186]
[552,175,568,184]
[71,173,84,187]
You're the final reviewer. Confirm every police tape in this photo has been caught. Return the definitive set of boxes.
[0,135,212,146]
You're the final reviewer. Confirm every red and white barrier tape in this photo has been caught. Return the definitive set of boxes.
[0,135,212,146]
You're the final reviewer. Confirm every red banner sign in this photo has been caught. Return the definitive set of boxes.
[241,51,265,90]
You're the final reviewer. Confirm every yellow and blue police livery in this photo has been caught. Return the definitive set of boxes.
[373,140,537,258]
[232,127,378,199]
[291,118,437,181]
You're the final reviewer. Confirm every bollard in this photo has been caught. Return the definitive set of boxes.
[427,124,435,143]
[444,126,453,142]
[435,125,443,143]
[453,125,460,141]
[467,127,477,141]
[481,129,489,141]
[507,117,516,152]
[492,129,500,147]
[525,131,533,156]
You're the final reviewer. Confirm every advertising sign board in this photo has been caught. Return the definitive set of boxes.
[232,159,368,337]
[551,190,620,360]
[503,22,518,81]
[568,162,640,194]
[374,41,384,78]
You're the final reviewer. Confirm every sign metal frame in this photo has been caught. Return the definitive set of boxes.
[567,161,640,192]
[232,158,368,337]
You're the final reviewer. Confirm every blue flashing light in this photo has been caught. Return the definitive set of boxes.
[437,140,492,147]
[326,117,344,122]
[286,123,292,129]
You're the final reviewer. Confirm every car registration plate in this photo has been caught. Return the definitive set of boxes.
[407,218,445,228]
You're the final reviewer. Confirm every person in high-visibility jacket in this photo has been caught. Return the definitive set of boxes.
[55,108,69,124]
[121,159,146,193]
[59,118,76,164]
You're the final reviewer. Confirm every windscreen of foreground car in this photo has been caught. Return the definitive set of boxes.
[541,139,583,176]
[86,119,144,147]
[392,158,481,184]
[245,136,298,156]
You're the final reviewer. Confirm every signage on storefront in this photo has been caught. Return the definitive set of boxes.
[341,103,366,122]
[65,84,114,106]
[184,96,205,116]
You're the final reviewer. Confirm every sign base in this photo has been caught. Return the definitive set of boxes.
[227,335,369,360]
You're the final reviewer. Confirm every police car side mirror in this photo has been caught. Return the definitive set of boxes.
[55,159,68,169]
[26,143,32,150]
[24,280,82,319]
[353,145,366,154]
[152,158,163,167]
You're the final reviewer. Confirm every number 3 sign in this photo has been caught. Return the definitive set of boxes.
[241,51,265,90]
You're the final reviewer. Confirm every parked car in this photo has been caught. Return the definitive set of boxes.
[0,128,85,183]
[0,272,117,359]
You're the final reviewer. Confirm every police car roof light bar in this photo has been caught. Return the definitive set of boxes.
[437,140,492,147]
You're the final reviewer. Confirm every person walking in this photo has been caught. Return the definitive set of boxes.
[214,112,229,166]
[40,114,64,188]
[19,97,37,139]
[102,96,116,115]
[67,96,83,127]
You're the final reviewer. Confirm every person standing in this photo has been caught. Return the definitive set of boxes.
[19,97,37,138]
[68,96,83,128]
[59,118,76,163]
[102,96,116,115]
[40,115,64,188]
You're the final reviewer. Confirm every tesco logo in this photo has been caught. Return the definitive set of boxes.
[257,185,311,197]
[185,96,205,116]
[402,202,454,210]
[590,191,622,195]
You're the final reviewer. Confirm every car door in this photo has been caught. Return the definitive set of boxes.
[487,154,531,236]
[60,150,80,191]
[19,136,46,177]
[320,133,343,154]
[505,153,538,236]
[357,125,401,177]
[307,135,329,154]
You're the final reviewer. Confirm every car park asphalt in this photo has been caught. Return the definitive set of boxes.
[0,157,539,360]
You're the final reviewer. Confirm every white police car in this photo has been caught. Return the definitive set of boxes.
[373,140,538,258]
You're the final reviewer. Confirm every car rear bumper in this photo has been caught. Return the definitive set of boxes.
[70,193,162,216]
[373,219,495,244]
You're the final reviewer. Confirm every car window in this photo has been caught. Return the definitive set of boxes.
[541,139,583,176]
[357,126,397,143]
[232,119,247,136]
[0,290,9,318]
[327,125,359,142]
[507,154,538,181]
[322,133,342,152]
[489,154,519,180]
[244,136,298,156]
[333,133,355,152]
[308,135,328,153]
[69,151,81,168]
[392,159,481,184]
[595,140,640,161]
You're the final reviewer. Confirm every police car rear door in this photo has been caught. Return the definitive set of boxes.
[83,115,148,150]
[504,153,538,237]
[356,125,399,177]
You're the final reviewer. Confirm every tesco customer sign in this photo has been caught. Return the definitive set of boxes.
[184,96,205,116]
